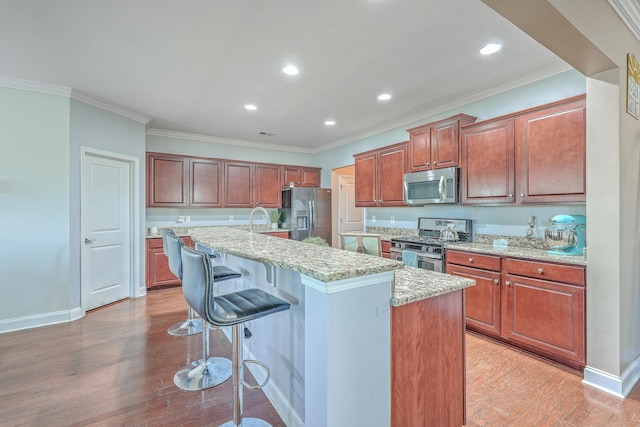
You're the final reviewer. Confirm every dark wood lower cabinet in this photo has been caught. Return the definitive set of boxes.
[447,249,586,370]
[391,290,465,427]
[145,237,193,290]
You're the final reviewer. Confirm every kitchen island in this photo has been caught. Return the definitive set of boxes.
[187,226,474,427]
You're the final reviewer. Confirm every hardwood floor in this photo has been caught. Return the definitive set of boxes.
[2,288,640,426]
[0,288,285,427]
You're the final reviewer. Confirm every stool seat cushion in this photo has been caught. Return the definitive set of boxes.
[212,265,242,282]
[211,288,290,326]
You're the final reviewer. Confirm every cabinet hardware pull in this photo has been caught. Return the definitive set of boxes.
[537,268,544,274]
[84,238,96,245]
[506,280,511,286]
[434,161,437,165]
[508,193,513,198]
[426,162,430,167]
[493,278,499,285]
[468,257,473,263]
[521,193,525,198]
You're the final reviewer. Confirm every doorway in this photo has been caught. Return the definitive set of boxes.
[80,148,137,311]
[331,165,364,248]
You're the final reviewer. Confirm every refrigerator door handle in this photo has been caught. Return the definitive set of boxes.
[309,200,315,237]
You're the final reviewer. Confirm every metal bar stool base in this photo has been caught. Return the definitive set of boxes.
[174,357,232,391]
[167,318,203,336]
[220,418,271,427]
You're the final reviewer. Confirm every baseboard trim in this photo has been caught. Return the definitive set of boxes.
[0,307,84,334]
[244,346,305,427]
[584,355,640,399]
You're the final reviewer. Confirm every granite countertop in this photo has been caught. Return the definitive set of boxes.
[391,267,475,307]
[147,224,476,305]
[190,226,404,283]
[146,225,286,239]
[447,242,587,266]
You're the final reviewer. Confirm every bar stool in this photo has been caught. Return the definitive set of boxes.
[163,228,202,336]
[181,245,290,427]
[165,234,242,391]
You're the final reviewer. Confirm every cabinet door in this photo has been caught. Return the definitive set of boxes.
[447,264,501,337]
[515,96,586,203]
[502,274,585,368]
[431,119,459,169]
[354,152,378,207]
[189,158,223,208]
[377,143,407,206]
[282,166,301,187]
[460,118,515,205]
[146,246,180,288]
[255,163,282,207]
[225,162,254,207]
[146,153,189,207]
[301,168,320,187]
[407,126,432,172]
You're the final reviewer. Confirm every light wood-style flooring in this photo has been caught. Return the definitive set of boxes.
[1,287,640,426]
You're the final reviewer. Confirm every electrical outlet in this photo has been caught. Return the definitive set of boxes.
[229,215,234,221]
[372,215,376,222]
[185,216,190,222]
[390,216,395,223]
[178,215,185,222]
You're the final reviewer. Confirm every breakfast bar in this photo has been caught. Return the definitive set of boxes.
[188,226,475,427]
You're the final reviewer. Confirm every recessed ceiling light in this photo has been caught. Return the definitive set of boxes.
[480,43,502,55]
[282,64,300,76]
[377,93,392,101]
[324,120,336,126]
[244,104,257,111]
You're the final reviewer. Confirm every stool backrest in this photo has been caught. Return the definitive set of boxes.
[180,245,212,321]
[166,234,184,279]
[162,228,176,257]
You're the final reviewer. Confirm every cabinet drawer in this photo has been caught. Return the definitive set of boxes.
[446,250,501,271]
[148,237,163,249]
[504,258,585,287]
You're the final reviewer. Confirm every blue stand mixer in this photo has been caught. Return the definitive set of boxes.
[544,214,587,256]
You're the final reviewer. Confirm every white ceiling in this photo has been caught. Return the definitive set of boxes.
[0,0,570,152]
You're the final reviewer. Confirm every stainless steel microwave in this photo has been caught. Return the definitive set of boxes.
[403,167,459,205]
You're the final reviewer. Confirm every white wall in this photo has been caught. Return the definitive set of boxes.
[0,87,72,326]
[70,99,147,301]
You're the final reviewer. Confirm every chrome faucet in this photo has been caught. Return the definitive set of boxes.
[249,206,271,232]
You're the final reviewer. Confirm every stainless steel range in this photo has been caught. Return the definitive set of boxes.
[390,217,472,272]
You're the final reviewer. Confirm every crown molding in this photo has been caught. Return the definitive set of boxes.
[71,90,150,125]
[0,76,72,97]
[315,61,574,153]
[146,128,315,154]
[608,0,640,43]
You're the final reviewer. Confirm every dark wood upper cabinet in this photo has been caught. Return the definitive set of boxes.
[255,163,282,207]
[224,161,254,208]
[147,152,318,208]
[189,157,223,208]
[460,94,585,205]
[460,118,516,205]
[354,151,378,207]
[407,114,476,172]
[224,161,281,208]
[354,141,407,207]
[282,166,320,187]
[146,153,189,207]
[515,96,586,204]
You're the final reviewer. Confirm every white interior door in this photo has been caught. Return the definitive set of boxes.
[81,152,131,311]
[339,176,364,247]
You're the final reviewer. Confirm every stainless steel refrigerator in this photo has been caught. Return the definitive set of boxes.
[281,187,332,246]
